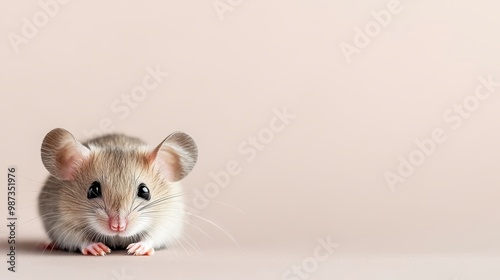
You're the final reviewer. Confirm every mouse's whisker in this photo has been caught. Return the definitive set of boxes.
[19,214,46,226]
[18,175,46,185]
[137,193,187,211]
[180,230,203,254]
[185,211,240,249]
[162,215,204,255]
[178,217,215,241]
[165,226,190,257]
[198,200,247,215]
[131,198,148,212]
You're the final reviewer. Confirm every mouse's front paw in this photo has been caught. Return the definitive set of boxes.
[126,241,155,256]
[81,242,111,256]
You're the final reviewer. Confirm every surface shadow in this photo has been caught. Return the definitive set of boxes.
[1,239,134,257]
[0,239,93,256]
[1,239,74,256]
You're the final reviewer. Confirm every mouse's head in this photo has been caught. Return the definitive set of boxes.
[40,128,198,240]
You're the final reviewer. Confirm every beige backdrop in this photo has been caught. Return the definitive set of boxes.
[1,0,500,279]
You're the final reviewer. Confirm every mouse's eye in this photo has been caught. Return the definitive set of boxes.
[87,181,102,199]
[137,183,151,201]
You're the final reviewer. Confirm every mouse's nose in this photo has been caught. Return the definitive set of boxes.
[109,215,127,232]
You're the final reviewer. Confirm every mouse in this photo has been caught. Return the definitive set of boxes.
[38,128,198,256]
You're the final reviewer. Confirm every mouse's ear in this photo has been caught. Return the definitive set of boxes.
[149,131,198,182]
[41,128,91,181]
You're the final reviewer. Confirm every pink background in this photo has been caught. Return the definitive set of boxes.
[1,0,500,279]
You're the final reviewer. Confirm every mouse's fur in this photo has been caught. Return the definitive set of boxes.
[38,128,198,255]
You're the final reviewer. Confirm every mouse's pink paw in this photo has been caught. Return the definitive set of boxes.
[81,242,111,256]
[126,241,154,256]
